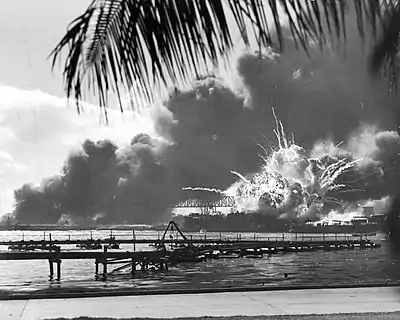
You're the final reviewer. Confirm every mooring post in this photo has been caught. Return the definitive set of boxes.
[282,234,285,242]
[90,231,93,240]
[22,233,24,241]
[335,234,337,241]
[219,232,222,241]
[323,233,325,241]
[43,231,46,241]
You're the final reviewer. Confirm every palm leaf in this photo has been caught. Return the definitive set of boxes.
[50,0,400,116]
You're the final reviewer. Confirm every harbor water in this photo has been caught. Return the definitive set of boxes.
[0,230,399,295]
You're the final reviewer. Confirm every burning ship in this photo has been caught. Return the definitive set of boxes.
[290,207,387,234]
[179,207,387,234]
[179,211,291,233]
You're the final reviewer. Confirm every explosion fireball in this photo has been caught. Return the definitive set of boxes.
[232,109,362,220]
[186,109,395,223]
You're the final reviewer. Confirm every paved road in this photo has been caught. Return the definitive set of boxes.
[2,286,400,320]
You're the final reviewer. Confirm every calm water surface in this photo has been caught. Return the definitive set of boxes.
[0,230,399,294]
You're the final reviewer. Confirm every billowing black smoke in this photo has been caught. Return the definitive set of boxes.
[12,177,64,224]
[156,78,264,201]
[10,77,269,225]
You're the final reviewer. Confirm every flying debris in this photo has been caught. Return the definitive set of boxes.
[230,171,250,184]
[182,187,226,195]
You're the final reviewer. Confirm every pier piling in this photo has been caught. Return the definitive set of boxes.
[48,259,54,280]
[132,230,136,251]
[56,260,61,281]
[102,246,108,279]
[131,258,135,275]
[95,258,99,276]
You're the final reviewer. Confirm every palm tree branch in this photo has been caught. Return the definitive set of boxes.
[50,0,400,114]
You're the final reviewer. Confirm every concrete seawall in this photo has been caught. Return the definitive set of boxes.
[2,281,400,301]
[2,286,400,319]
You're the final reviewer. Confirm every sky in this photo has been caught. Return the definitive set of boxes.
[0,1,161,214]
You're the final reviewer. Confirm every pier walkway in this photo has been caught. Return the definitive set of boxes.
[2,286,400,319]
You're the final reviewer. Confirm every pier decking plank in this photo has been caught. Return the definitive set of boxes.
[0,238,368,246]
[0,250,166,260]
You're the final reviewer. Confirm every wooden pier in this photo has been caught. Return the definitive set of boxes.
[0,222,382,282]
[0,238,381,280]
[0,247,168,281]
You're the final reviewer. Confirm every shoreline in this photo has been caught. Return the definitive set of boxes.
[2,281,400,301]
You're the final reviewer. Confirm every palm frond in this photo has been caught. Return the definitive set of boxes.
[50,0,400,115]
[50,0,237,116]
